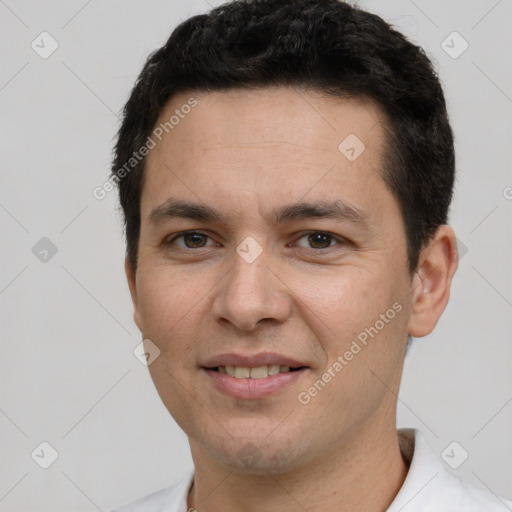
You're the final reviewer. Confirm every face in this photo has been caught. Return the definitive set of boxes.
[126,87,433,473]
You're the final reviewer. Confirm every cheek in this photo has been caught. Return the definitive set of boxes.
[295,263,410,392]
[136,267,204,353]
[136,269,206,429]
[296,269,408,416]
[296,266,395,339]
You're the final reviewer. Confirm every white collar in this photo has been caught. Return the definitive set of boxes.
[113,428,511,511]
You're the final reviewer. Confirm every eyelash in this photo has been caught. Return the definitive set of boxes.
[164,230,347,252]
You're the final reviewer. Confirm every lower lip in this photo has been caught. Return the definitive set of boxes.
[203,368,307,399]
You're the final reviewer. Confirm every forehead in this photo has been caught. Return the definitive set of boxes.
[141,87,393,225]
[150,87,386,157]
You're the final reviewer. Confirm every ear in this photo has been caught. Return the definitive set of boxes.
[125,257,143,332]
[407,225,458,338]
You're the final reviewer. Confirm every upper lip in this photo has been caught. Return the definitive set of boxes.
[202,352,307,369]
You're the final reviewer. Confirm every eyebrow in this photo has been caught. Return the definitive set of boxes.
[148,198,373,229]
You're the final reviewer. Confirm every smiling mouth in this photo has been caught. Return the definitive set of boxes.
[209,365,306,378]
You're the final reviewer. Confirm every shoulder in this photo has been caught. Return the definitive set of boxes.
[391,429,512,511]
[111,472,194,512]
[423,468,512,511]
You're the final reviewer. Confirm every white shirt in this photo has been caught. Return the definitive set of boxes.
[112,428,512,511]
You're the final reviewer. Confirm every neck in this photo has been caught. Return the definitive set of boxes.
[188,423,409,512]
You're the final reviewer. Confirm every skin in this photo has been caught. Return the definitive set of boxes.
[125,87,458,512]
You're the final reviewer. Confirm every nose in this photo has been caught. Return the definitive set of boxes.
[211,248,291,332]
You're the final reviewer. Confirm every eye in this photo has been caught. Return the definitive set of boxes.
[164,230,345,252]
[166,231,216,249]
[293,231,344,250]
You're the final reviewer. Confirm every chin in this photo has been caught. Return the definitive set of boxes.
[194,425,308,475]
[215,443,303,475]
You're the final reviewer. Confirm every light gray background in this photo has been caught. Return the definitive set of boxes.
[1,0,511,510]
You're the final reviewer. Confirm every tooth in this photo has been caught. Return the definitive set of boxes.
[234,366,250,378]
[250,366,269,379]
[268,364,280,376]
[220,364,293,378]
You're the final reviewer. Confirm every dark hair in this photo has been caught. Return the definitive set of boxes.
[112,0,455,275]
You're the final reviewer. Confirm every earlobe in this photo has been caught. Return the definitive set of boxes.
[124,257,143,331]
[407,225,458,338]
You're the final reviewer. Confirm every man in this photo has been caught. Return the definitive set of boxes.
[111,0,511,510]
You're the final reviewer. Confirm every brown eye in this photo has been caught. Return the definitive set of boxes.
[307,232,333,249]
[167,231,214,249]
[182,233,208,248]
[294,231,341,250]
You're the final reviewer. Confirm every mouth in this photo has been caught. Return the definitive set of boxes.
[201,354,309,399]
[209,364,306,378]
